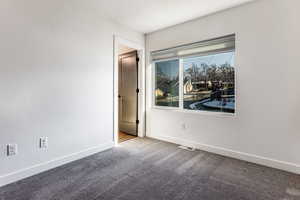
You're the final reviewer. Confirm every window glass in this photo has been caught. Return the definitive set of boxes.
[183,52,235,113]
[155,60,179,107]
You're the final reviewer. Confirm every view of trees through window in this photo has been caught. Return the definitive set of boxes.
[154,51,235,114]
[155,60,179,107]
[183,51,235,113]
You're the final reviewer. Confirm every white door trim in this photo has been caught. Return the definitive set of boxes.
[113,35,146,145]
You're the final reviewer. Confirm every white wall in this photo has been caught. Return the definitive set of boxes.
[146,0,300,173]
[0,0,144,186]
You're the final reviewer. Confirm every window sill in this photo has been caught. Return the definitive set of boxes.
[151,106,236,118]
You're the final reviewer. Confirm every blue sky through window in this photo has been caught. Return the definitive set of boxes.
[155,60,179,79]
[183,51,235,71]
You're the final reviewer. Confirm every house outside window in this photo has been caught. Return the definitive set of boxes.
[154,60,179,107]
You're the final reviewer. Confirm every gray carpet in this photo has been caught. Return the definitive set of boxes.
[1,137,300,200]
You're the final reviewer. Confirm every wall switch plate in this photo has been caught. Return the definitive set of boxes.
[7,144,18,156]
[40,137,48,148]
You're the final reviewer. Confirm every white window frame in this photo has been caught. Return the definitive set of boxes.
[152,50,236,117]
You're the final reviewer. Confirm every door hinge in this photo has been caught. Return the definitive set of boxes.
[136,120,139,124]
[136,57,140,62]
[136,88,140,93]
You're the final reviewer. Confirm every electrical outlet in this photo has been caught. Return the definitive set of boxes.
[7,144,18,156]
[40,137,48,148]
[181,123,187,130]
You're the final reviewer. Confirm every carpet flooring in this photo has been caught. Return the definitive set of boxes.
[1,137,300,200]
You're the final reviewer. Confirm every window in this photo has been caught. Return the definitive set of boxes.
[155,60,179,107]
[152,35,235,114]
[183,52,235,113]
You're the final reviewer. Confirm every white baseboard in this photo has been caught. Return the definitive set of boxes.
[0,141,114,187]
[149,134,300,174]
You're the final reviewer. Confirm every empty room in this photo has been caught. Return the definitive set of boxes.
[0,0,299,200]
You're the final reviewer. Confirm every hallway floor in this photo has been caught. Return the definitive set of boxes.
[118,132,136,143]
[1,137,300,200]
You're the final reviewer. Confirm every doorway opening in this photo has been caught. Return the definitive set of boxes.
[118,48,138,143]
[113,36,145,145]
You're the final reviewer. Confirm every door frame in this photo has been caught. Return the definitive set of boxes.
[113,35,146,145]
